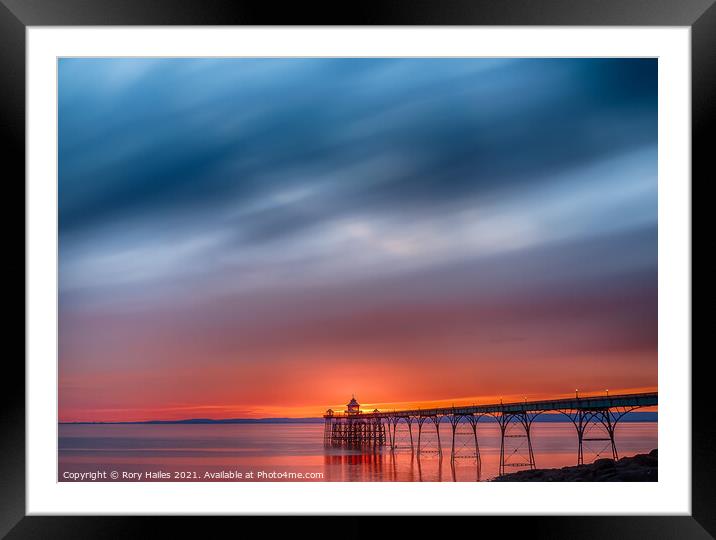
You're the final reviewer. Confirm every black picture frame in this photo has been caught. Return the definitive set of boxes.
[3,0,709,537]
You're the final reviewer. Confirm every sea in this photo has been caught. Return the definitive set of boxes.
[58,421,657,482]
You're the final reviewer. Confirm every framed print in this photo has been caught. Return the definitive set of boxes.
[4,0,711,537]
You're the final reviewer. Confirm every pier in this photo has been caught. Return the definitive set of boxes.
[323,392,657,475]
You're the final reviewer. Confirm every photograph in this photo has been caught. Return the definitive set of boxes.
[57,57,659,483]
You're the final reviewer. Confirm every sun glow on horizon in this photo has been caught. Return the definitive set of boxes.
[59,385,658,423]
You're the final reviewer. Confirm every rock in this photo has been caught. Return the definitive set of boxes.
[626,453,657,467]
[593,458,616,470]
[492,450,658,482]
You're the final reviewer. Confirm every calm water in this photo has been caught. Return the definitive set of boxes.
[59,422,656,482]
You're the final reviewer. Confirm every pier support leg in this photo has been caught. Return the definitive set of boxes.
[449,415,462,460]
[391,419,398,452]
[467,414,482,477]
[407,418,414,452]
[432,417,442,457]
[563,407,635,464]
[497,412,538,476]
[603,412,619,460]
[417,418,426,454]
[498,413,507,477]
[518,413,536,471]
[577,410,585,465]
[451,421,456,460]
[562,409,598,465]
[598,407,636,461]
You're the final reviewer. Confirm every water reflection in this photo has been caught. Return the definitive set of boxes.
[322,447,482,482]
[59,422,656,482]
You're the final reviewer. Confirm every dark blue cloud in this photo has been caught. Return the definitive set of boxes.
[59,58,656,241]
[58,57,657,321]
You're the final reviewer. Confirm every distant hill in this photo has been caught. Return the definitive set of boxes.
[59,411,657,425]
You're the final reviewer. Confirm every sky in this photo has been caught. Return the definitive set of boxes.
[58,58,657,421]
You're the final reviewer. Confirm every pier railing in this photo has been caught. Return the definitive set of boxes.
[324,392,656,418]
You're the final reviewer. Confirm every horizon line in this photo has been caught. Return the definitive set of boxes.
[59,410,659,425]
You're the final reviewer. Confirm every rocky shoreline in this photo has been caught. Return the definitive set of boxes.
[492,449,658,482]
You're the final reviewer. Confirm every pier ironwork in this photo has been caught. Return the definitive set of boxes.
[323,392,657,476]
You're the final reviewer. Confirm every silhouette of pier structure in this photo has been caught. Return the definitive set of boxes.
[323,392,657,476]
